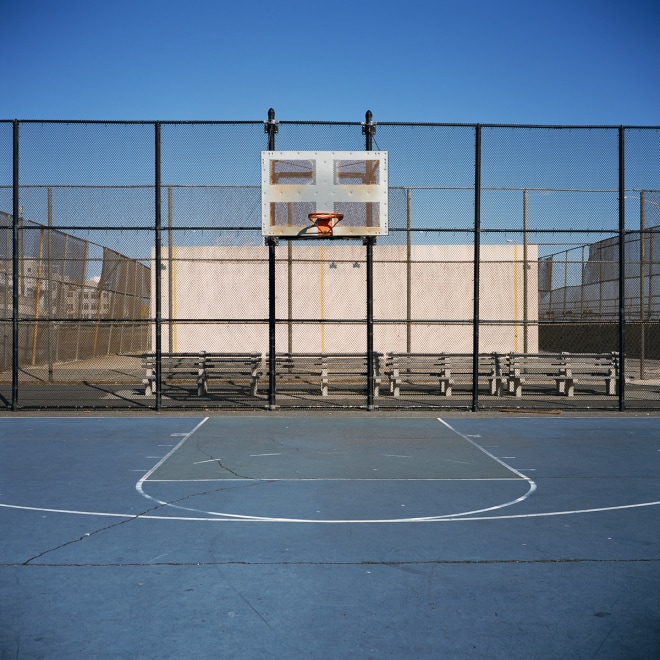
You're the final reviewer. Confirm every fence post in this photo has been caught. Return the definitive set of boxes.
[523,188,529,353]
[168,186,174,353]
[471,125,481,412]
[618,127,626,410]
[406,187,412,353]
[155,122,163,410]
[639,190,645,380]
[12,120,19,410]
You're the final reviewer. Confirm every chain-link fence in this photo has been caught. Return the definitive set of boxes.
[1,117,658,410]
[0,210,149,374]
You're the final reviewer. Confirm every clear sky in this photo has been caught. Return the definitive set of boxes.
[2,0,659,125]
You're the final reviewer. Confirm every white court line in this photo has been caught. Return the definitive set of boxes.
[436,418,535,483]
[3,416,658,523]
[132,417,538,523]
[145,477,523,482]
[135,417,209,508]
[0,503,134,518]
[1,499,659,523]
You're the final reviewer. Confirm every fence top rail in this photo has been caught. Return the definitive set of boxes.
[1,119,263,126]
[3,119,659,130]
[4,184,659,194]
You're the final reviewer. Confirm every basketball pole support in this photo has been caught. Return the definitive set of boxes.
[365,235,375,410]
[263,108,379,410]
[265,109,279,409]
[363,111,377,410]
[267,236,277,409]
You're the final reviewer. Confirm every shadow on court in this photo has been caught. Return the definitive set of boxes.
[1,415,659,658]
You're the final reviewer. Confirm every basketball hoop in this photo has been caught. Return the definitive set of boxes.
[309,212,343,236]
[262,151,388,238]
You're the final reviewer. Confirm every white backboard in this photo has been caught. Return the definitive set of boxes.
[261,151,388,237]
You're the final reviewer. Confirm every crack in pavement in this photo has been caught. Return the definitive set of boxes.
[195,440,254,480]
[7,557,660,568]
[20,481,270,565]
[21,501,168,565]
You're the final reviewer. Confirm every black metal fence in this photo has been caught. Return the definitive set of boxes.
[1,115,658,411]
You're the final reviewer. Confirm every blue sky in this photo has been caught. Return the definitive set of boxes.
[2,0,659,125]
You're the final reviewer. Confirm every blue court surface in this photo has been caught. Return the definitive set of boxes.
[1,414,659,658]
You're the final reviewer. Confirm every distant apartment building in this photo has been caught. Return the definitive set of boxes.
[65,283,111,319]
[0,258,111,319]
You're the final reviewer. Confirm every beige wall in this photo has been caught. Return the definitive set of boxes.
[154,244,538,354]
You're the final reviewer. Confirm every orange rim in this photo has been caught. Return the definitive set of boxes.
[309,213,344,222]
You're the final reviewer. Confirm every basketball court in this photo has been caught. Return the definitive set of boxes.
[1,413,659,657]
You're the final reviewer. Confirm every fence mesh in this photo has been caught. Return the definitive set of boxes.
[1,119,658,410]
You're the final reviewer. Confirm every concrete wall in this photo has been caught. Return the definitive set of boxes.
[155,244,538,354]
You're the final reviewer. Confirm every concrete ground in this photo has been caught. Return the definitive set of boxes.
[1,415,659,658]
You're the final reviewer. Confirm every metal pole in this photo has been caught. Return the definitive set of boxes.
[647,215,654,358]
[363,110,376,409]
[168,186,174,353]
[47,187,53,382]
[471,125,481,412]
[287,202,293,355]
[366,237,375,410]
[363,110,374,151]
[268,238,277,409]
[60,234,69,363]
[580,245,585,316]
[155,122,163,410]
[523,189,529,353]
[12,121,19,410]
[618,127,626,410]
[30,227,44,365]
[118,252,130,354]
[265,109,279,409]
[1,210,6,372]
[265,108,278,151]
[287,238,293,354]
[406,187,412,353]
[639,190,645,379]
